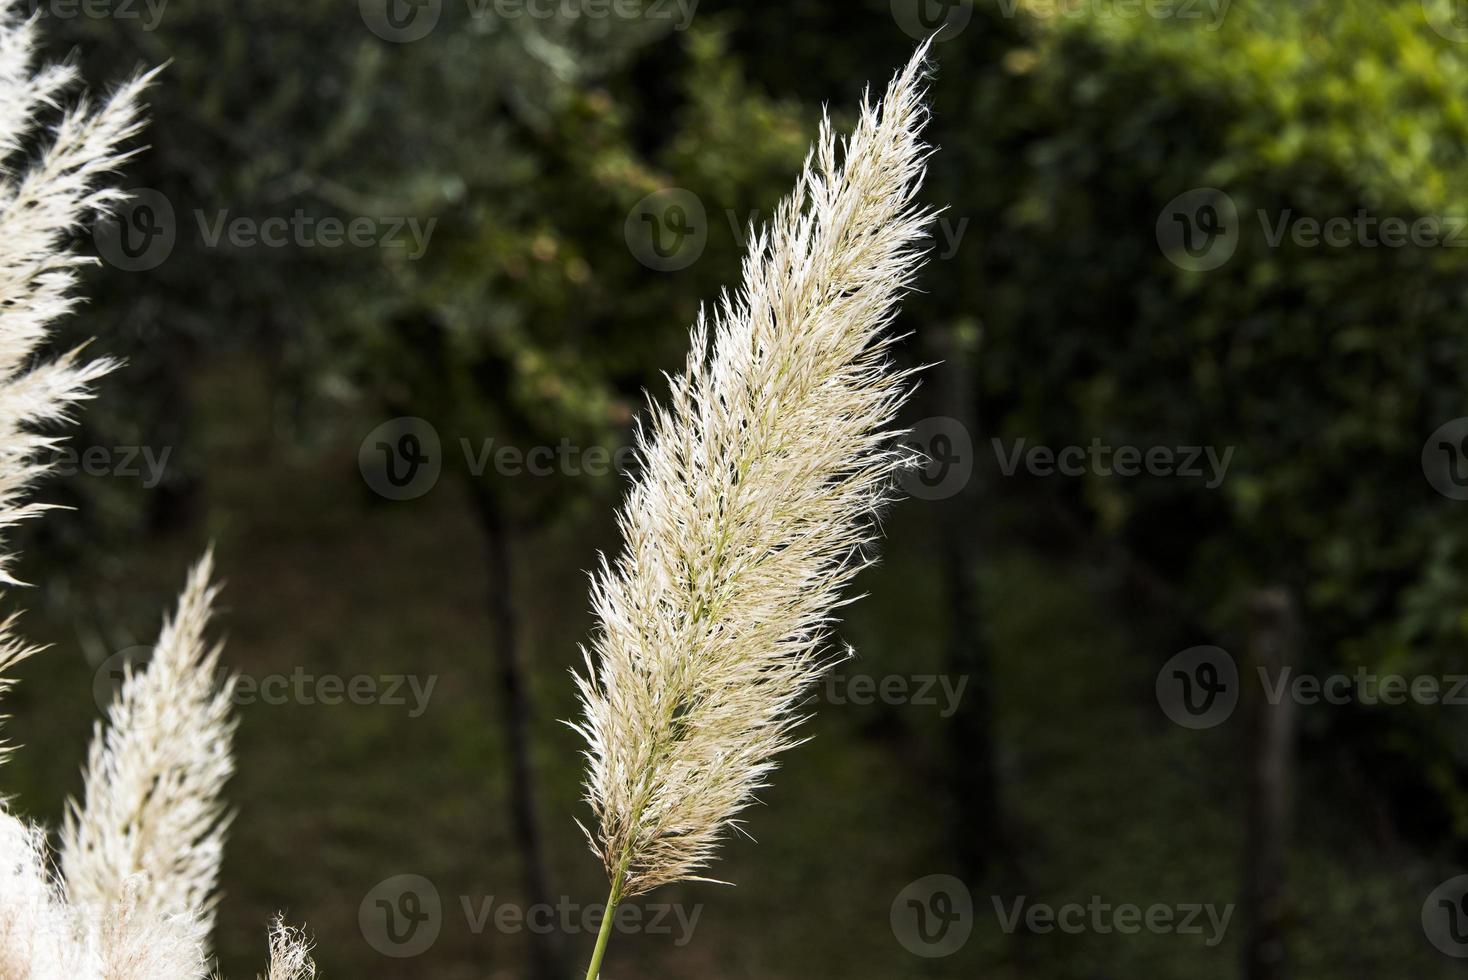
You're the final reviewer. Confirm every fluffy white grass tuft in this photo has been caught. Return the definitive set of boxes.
[0,5,315,978]
[259,918,318,980]
[573,37,938,918]
[62,553,236,955]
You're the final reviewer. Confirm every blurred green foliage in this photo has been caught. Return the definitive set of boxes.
[947,0,1468,842]
[708,0,1468,846]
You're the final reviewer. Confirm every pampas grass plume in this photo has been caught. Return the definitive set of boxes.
[0,6,315,977]
[572,42,938,976]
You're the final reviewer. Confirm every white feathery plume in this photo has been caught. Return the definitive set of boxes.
[61,553,236,954]
[0,9,159,589]
[89,877,210,980]
[0,812,209,980]
[0,6,317,978]
[0,5,151,750]
[257,918,318,980]
[0,811,94,980]
[573,42,938,902]
[0,24,154,392]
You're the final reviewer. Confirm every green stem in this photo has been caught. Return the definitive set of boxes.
[584,873,625,980]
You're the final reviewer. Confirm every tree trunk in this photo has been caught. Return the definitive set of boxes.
[470,482,565,980]
[931,324,1002,881]
[1243,587,1298,980]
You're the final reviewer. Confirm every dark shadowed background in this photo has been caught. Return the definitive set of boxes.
[7,0,1468,976]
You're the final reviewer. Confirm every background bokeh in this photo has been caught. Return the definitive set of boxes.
[7,0,1468,976]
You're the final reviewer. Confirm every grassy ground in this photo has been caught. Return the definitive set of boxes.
[2,359,1460,977]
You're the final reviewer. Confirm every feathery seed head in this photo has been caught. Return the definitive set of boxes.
[258,918,318,980]
[0,4,153,761]
[573,42,938,898]
[61,552,238,954]
[0,7,316,976]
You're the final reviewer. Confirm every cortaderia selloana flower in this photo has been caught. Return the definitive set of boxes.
[0,5,314,978]
[572,40,940,978]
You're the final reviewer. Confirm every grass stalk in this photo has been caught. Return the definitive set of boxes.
[583,871,625,980]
